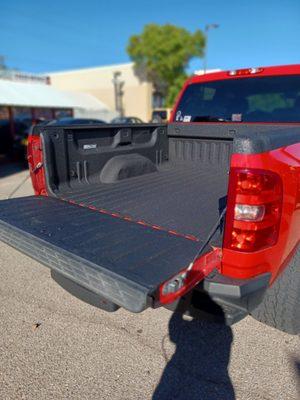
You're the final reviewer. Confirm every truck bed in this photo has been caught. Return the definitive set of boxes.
[0,123,233,311]
[59,161,227,240]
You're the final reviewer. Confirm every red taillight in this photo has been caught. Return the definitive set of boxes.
[223,168,282,252]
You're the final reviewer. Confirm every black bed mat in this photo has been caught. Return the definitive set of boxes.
[58,162,227,241]
[0,196,202,312]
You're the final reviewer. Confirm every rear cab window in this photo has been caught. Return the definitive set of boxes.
[174,75,300,123]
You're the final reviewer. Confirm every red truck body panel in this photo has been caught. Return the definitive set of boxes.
[27,135,47,196]
[222,143,300,283]
[169,64,300,285]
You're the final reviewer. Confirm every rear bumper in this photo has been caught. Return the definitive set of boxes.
[165,271,271,325]
[203,270,271,309]
[50,269,271,322]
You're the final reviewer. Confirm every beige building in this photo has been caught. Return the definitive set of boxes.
[49,63,153,122]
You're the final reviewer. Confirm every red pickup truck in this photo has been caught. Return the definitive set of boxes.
[0,64,299,334]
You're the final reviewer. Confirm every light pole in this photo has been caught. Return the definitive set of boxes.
[203,23,219,73]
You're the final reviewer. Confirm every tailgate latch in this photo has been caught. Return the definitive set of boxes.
[31,162,43,173]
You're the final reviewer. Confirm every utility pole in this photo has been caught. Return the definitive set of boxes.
[112,71,125,117]
[203,24,219,73]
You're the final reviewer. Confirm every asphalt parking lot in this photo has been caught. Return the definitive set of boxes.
[0,164,299,400]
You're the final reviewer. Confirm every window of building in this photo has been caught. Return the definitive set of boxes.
[13,107,32,122]
[152,92,164,109]
[34,108,53,121]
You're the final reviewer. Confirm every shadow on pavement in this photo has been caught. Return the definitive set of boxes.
[0,162,27,179]
[153,304,235,400]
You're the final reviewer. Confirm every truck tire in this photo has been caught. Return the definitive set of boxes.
[251,246,300,335]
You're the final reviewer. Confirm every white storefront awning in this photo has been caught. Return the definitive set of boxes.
[0,79,117,121]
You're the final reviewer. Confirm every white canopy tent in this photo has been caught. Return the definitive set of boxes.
[0,79,116,121]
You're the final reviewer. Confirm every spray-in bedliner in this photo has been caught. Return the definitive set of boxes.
[57,161,228,241]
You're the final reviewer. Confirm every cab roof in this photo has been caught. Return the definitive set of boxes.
[188,64,300,85]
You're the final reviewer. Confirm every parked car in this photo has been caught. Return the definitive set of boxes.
[47,117,106,125]
[0,64,300,335]
[111,116,144,124]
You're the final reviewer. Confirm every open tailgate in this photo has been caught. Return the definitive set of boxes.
[0,196,203,312]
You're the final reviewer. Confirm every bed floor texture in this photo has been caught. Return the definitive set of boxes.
[58,161,229,242]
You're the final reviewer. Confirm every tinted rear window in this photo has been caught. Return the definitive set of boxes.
[174,75,300,123]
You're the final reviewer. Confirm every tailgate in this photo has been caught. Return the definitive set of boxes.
[0,196,203,312]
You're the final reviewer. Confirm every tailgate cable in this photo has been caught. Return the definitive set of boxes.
[187,207,227,271]
[7,174,31,199]
[7,163,43,199]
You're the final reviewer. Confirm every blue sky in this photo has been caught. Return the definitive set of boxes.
[0,0,299,74]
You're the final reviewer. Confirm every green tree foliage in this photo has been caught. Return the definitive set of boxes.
[166,74,187,107]
[127,24,205,106]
